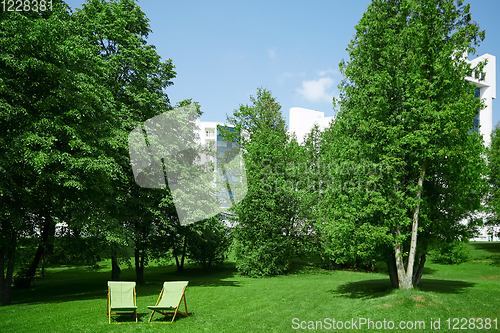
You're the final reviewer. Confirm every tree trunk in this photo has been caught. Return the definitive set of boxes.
[179,235,187,272]
[0,229,17,305]
[394,224,408,288]
[134,248,144,284]
[394,160,427,290]
[172,236,180,270]
[386,251,399,288]
[111,255,121,281]
[412,253,426,286]
[19,245,44,288]
[22,214,56,288]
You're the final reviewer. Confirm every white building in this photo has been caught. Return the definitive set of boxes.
[288,107,335,144]
[465,53,496,147]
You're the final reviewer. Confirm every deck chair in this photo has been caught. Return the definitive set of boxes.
[107,281,138,324]
[148,281,189,323]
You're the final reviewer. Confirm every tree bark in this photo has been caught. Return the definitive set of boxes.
[172,235,180,270]
[412,253,426,286]
[0,228,17,305]
[386,251,399,288]
[111,255,121,281]
[180,235,187,271]
[134,248,144,284]
[394,224,407,288]
[405,160,427,289]
[21,214,56,288]
[394,160,427,290]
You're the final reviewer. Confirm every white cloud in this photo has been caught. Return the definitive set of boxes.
[318,67,338,76]
[267,48,276,60]
[297,77,334,102]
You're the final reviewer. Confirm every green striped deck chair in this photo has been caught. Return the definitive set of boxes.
[107,281,138,324]
[148,281,189,323]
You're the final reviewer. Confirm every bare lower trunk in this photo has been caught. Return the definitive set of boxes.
[22,214,56,288]
[394,224,408,288]
[0,230,17,305]
[134,248,145,284]
[412,253,426,286]
[394,160,427,290]
[180,236,187,271]
[111,256,121,281]
[173,232,188,272]
[386,251,399,288]
[172,235,181,270]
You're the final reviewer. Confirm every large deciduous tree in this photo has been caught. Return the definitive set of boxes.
[72,0,176,283]
[0,0,177,303]
[318,0,487,289]
[0,1,120,303]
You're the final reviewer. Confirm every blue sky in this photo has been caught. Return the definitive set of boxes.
[64,0,500,128]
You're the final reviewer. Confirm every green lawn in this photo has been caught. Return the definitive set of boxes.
[1,243,499,332]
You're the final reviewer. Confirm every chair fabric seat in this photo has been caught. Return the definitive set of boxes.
[107,281,138,324]
[147,305,174,310]
[148,281,189,323]
[111,306,138,311]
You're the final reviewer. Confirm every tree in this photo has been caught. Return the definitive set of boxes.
[0,0,177,304]
[486,123,500,237]
[0,1,122,303]
[186,216,232,270]
[318,0,487,289]
[223,87,307,277]
[72,0,176,282]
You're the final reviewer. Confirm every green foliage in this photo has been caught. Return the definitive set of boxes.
[432,241,471,265]
[49,235,105,267]
[0,0,177,301]
[0,1,125,301]
[486,124,500,230]
[186,217,233,270]
[432,242,471,265]
[224,88,307,277]
[70,0,177,282]
[316,0,487,289]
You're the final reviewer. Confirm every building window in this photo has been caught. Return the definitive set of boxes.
[470,88,480,134]
[205,128,215,137]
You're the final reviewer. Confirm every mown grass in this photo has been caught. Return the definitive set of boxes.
[1,243,499,332]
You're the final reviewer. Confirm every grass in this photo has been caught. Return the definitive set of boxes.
[0,243,499,332]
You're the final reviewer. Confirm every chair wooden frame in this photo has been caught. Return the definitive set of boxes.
[148,281,189,324]
[106,281,138,324]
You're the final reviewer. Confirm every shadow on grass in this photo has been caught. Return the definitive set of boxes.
[330,279,394,299]
[469,242,500,253]
[331,278,475,299]
[469,242,500,267]
[417,279,475,294]
[109,313,145,324]
[148,311,191,323]
[288,255,325,275]
[11,262,239,305]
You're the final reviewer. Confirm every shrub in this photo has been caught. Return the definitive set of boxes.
[187,217,233,270]
[432,241,470,264]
